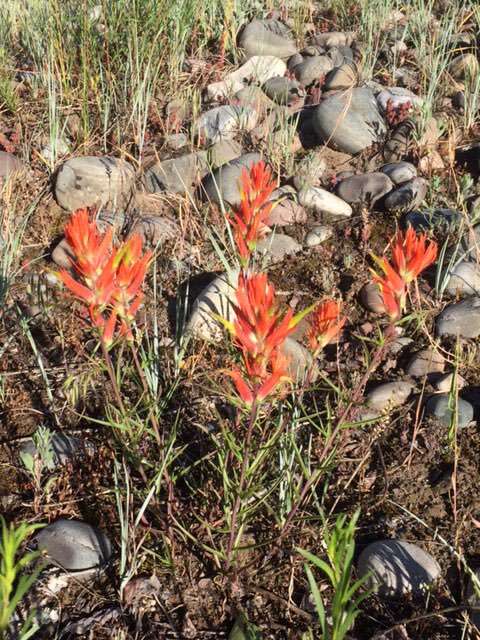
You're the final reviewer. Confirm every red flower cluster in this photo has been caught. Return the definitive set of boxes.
[307,300,346,356]
[221,272,310,406]
[58,209,152,346]
[227,161,275,267]
[371,227,437,321]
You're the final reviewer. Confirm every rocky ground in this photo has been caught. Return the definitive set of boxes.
[2,1,480,638]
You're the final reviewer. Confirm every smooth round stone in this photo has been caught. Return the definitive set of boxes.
[336,172,393,205]
[324,62,357,91]
[305,225,333,247]
[359,282,385,314]
[55,156,135,211]
[380,161,416,185]
[383,119,415,162]
[366,380,413,412]
[19,433,93,468]
[201,152,263,207]
[207,56,286,101]
[328,45,355,67]
[255,232,302,263]
[404,208,461,232]
[445,260,480,296]
[165,132,188,150]
[406,348,444,379]
[262,77,303,105]
[389,335,413,355]
[36,519,112,571]
[298,187,352,218]
[144,151,208,196]
[436,297,480,338]
[0,151,24,179]
[435,372,466,393]
[448,53,479,80]
[233,85,275,114]
[293,56,333,86]
[128,215,179,248]
[208,139,244,169]
[186,271,238,342]
[313,32,353,49]
[384,177,428,214]
[238,19,297,60]
[293,152,327,190]
[357,540,441,598]
[377,87,423,111]
[193,105,258,146]
[312,87,386,154]
[267,195,307,226]
[425,394,474,428]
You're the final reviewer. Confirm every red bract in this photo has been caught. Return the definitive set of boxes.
[59,209,151,347]
[228,161,276,267]
[307,300,346,355]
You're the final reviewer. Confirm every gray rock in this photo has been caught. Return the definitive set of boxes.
[384,177,428,214]
[434,372,466,393]
[267,191,307,226]
[404,208,461,233]
[436,297,480,338]
[0,151,24,179]
[19,433,93,467]
[207,56,287,101]
[255,232,302,263]
[366,380,413,412]
[425,394,474,428]
[336,172,393,205]
[324,62,357,91]
[389,335,413,355]
[128,215,179,248]
[445,260,480,296]
[201,152,263,207]
[328,45,355,67]
[380,161,417,185]
[186,271,238,342]
[262,77,304,105]
[312,87,386,154]
[55,156,135,211]
[293,56,333,86]
[305,225,333,247]
[208,139,244,168]
[406,348,444,379]
[313,32,354,49]
[376,87,423,111]
[165,132,188,150]
[357,540,441,598]
[52,237,75,269]
[238,19,297,60]
[383,119,415,162]
[233,85,275,114]
[40,138,69,163]
[36,519,112,571]
[359,282,385,314]
[298,187,352,217]
[193,105,258,145]
[144,152,208,195]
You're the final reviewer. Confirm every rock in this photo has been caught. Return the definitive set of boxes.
[359,282,385,314]
[312,87,386,154]
[377,87,423,112]
[383,119,415,162]
[324,62,357,91]
[357,540,441,598]
[55,156,135,211]
[267,190,307,226]
[313,32,353,49]
[445,260,480,296]
[298,187,352,218]
[128,215,179,248]
[36,520,112,571]
[305,225,333,247]
[144,152,208,195]
[165,132,188,150]
[293,152,327,190]
[0,151,24,180]
[19,433,93,468]
[418,117,441,149]
[201,153,263,207]
[404,208,461,233]
[255,232,302,262]
[233,85,275,114]
[425,394,474,429]
[436,297,480,338]
[448,53,479,80]
[418,150,444,173]
[384,177,428,214]
[193,106,258,146]
[336,172,393,205]
[40,138,69,163]
[380,161,417,185]
[238,19,297,60]
[452,91,465,111]
[328,45,355,67]
[462,225,480,258]
[207,56,287,100]
[366,380,413,412]
[208,139,244,168]
[393,67,417,89]
[282,337,313,382]
[389,335,413,355]
[293,56,333,86]
[435,372,466,393]
[52,237,75,269]
[186,272,237,342]
[262,77,304,106]
[406,348,445,379]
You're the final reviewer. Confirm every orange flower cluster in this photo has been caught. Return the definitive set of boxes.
[371,227,437,321]
[307,300,346,356]
[58,209,152,346]
[227,161,275,267]
[221,272,311,406]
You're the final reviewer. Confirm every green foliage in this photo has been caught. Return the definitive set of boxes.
[298,511,369,640]
[0,517,44,639]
